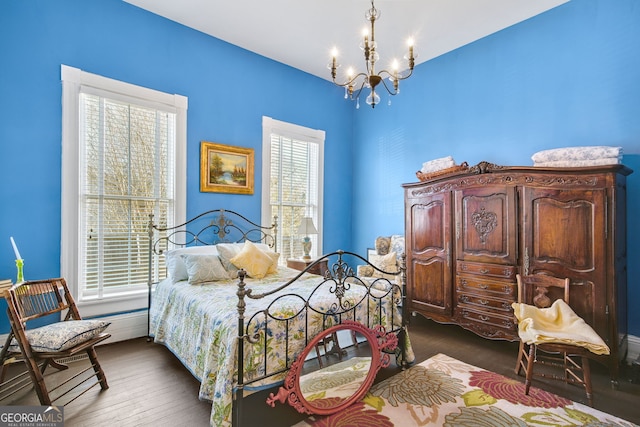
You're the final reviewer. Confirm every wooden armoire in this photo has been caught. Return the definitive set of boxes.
[403,161,632,381]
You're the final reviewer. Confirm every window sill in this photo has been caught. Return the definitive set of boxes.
[77,290,148,318]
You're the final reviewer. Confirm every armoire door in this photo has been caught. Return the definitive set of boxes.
[454,186,518,265]
[405,192,453,319]
[521,186,608,341]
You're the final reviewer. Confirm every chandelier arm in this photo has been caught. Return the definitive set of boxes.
[332,72,369,88]
[351,80,368,101]
[379,77,397,96]
[378,68,414,82]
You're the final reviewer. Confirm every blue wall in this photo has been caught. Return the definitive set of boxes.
[1,0,639,336]
[0,1,352,279]
[0,0,352,331]
[351,0,640,335]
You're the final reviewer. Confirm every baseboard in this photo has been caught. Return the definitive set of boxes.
[628,334,640,363]
[0,310,149,346]
[98,311,149,344]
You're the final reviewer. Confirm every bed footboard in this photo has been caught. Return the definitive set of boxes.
[233,250,408,426]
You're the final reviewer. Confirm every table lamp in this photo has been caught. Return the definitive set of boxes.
[297,217,318,260]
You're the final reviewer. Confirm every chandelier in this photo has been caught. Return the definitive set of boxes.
[329,0,415,109]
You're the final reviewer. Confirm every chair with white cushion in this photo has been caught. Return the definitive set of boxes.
[0,278,110,405]
[512,274,610,407]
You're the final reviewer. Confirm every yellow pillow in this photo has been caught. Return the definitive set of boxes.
[230,241,273,279]
[265,250,280,275]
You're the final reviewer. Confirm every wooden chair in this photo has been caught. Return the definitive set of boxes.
[0,278,110,405]
[513,274,604,407]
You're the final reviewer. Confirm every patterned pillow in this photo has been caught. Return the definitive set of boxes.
[375,236,391,255]
[370,252,398,280]
[531,146,622,162]
[357,265,375,277]
[181,254,230,284]
[230,241,274,279]
[534,158,620,167]
[390,235,405,257]
[9,320,110,352]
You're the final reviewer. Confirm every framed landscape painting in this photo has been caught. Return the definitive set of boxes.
[200,141,254,194]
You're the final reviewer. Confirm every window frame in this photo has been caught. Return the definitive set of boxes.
[61,65,187,317]
[261,116,325,262]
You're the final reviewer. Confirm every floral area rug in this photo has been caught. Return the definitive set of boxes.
[295,353,638,427]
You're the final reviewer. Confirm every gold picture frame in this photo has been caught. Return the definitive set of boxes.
[200,141,254,194]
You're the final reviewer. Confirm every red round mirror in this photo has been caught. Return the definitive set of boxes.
[266,320,397,415]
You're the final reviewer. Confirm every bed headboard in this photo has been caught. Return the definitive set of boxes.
[148,209,278,254]
[147,209,277,285]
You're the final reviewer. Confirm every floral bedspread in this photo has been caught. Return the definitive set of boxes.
[149,267,402,427]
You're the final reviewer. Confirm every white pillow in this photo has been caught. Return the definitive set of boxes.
[181,254,230,284]
[165,245,219,282]
[217,243,244,275]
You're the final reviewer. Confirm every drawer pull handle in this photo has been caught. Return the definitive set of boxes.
[479,284,488,289]
[480,268,489,274]
[479,299,488,305]
[479,315,490,321]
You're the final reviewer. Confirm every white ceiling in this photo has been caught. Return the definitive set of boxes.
[124,0,569,82]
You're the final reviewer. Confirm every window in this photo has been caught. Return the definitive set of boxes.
[61,65,187,317]
[262,117,325,262]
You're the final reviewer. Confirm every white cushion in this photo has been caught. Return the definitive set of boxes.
[217,243,244,275]
[165,245,219,282]
[10,320,110,352]
[181,254,230,284]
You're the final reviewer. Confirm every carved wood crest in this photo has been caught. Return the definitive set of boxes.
[472,207,497,244]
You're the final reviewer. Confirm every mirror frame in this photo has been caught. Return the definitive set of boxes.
[266,320,398,415]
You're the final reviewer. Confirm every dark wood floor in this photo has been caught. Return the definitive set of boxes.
[2,315,639,426]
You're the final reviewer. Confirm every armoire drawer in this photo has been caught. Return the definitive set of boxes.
[456,275,516,299]
[456,261,517,280]
[455,306,517,340]
[456,291,514,314]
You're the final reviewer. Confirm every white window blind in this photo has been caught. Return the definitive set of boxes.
[262,117,324,262]
[62,65,187,317]
[80,93,174,299]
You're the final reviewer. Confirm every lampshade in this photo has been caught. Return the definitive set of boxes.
[297,217,318,235]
